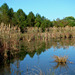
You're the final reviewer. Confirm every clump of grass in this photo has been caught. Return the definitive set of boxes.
[54,55,68,63]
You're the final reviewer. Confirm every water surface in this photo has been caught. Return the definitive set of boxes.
[0,39,75,75]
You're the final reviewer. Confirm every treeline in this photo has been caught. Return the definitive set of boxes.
[0,3,75,33]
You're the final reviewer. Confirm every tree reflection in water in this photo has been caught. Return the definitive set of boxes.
[53,63,69,71]
[0,38,75,75]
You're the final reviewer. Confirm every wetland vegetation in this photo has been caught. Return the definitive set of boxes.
[0,3,75,75]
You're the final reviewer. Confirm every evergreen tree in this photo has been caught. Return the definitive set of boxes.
[27,11,35,27]
[0,3,9,24]
[8,8,14,25]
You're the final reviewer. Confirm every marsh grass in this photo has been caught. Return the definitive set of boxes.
[0,23,21,59]
[54,55,68,63]
[19,26,75,43]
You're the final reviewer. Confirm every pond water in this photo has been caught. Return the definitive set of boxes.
[0,39,75,75]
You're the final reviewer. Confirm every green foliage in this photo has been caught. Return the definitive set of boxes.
[64,16,75,20]
[41,19,53,32]
[52,16,75,27]
[68,20,75,27]
[27,11,35,27]
[12,12,18,25]
[20,21,27,33]
[0,3,75,33]
[14,9,27,32]
[35,14,42,24]
[0,7,2,23]
[8,8,14,25]
[35,22,40,27]
[59,23,64,27]
[63,16,75,27]
[0,3,9,24]
[15,9,27,26]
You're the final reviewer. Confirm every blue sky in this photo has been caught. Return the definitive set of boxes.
[0,0,75,21]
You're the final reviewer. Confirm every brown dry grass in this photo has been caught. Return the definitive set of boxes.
[54,55,68,63]
[0,23,21,57]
